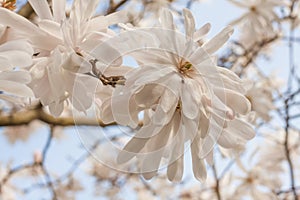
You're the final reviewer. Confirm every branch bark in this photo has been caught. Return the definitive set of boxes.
[0,106,116,127]
[17,2,34,18]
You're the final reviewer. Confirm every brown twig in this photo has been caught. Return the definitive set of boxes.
[17,1,34,19]
[284,98,297,200]
[212,164,221,200]
[107,0,130,15]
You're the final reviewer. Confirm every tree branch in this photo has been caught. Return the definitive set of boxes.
[107,0,130,14]
[17,2,34,19]
[0,106,117,127]
[212,164,221,200]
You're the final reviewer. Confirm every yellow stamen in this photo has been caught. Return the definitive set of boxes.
[1,0,16,11]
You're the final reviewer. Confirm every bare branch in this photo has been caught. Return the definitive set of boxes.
[212,164,221,200]
[0,106,117,127]
[107,0,130,15]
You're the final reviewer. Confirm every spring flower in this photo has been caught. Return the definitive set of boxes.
[246,80,275,122]
[228,0,285,44]
[101,9,255,182]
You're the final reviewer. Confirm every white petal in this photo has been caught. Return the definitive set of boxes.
[99,98,114,124]
[181,80,199,119]
[203,26,234,54]
[183,8,195,39]
[0,50,33,68]
[70,80,93,112]
[191,139,207,182]
[0,80,34,97]
[0,7,44,36]
[167,134,184,182]
[224,118,255,140]
[189,47,210,66]
[52,0,66,22]
[0,40,33,55]
[214,87,251,115]
[0,57,12,70]
[88,16,108,32]
[28,0,53,20]
[134,84,163,109]
[49,101,64,117]
[194,23,211,42]
[199,118,223,158]
[0,71,31,83]
[117,137,148,164]
[160,9,175,30]
[38,20,62,39]
[89,42,123,68]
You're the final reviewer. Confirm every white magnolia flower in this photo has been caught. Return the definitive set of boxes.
[233,169,280,199]
[101,9,255,182]
[258,129,300,170]
[246,80,275,122]
[0,0,129,116]
[233,156,282,200]
[228,0,285,44]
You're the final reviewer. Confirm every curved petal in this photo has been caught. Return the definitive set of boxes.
[0,80,34,97]
[203,26,234,54]
[183,8,195,39]
[28,0,53,20]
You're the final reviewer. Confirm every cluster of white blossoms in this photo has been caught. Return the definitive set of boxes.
[0,0,255,182]
[0,0,129,116]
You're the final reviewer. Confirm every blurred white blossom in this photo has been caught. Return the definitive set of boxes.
[228,0,286,45]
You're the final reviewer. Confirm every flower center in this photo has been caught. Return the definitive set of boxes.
[178,60,193,76]
[250,6,257,12]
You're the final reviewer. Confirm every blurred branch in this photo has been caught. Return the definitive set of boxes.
[140,177,157,196]
[107,0,130,14]
[284,98,297,200]
[277,186,300,195]
[212,164,221,200]
[219,35,279,73]
[0,105,117,127]
[186,0,195,9]
[0,163,36,192]
[283,18,299,199]
[39,126,57,200]
[23,133,120,194]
